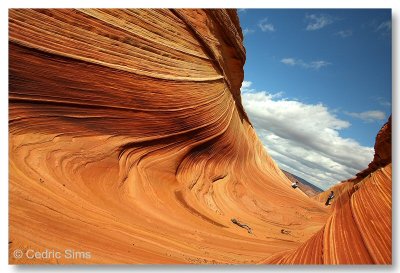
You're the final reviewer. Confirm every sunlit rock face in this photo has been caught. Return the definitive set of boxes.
[9,9,329,264]
[265,117,392,264]
[356,115,392,180]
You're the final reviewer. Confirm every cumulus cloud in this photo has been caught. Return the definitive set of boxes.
[241,81,253,90]
[243,28,255,36]
[335,29,353,38]
[305,14,334,31]
[241,81,374,189]
[281,58,331,70]
[241,81,284,98]
[344,110,386,122]
[258,18,275,32]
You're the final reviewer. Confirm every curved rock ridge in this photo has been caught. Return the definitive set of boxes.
[9,9,328,264]
[264,117,392,264]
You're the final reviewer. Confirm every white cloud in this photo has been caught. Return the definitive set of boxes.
[281,58,296,66]
[241,81,374,189]
[305,14,333,31]
[258,18,275,32]
[280,58,331,70]
[241,81,284,98]
[308,60,330,70]
[243,28,255,36]
[376,97,391,107]
[375,20,391,32]
[335,29,353,38]
[344,110,386,122]
[241,80,252,90]
[370,96,391,108]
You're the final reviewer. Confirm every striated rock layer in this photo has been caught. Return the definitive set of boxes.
[9,9,329,264]
[264,117,392,264]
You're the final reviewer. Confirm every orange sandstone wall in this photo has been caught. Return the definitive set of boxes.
[9,9,328,264]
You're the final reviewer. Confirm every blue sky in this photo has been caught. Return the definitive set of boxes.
[238,9,391,189]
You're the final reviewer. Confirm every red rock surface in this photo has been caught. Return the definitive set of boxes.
[9,9,330,264]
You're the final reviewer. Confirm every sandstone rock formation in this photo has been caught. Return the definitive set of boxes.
[264,117,392,264]
[9,9,330,264]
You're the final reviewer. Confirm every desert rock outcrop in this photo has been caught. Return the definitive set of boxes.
[9,9,329,264]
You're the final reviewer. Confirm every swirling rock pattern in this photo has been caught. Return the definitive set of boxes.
[9,9,329,264]
[264,117,392,264]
